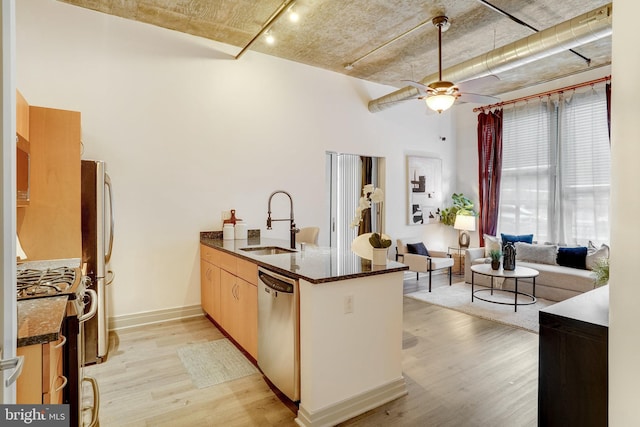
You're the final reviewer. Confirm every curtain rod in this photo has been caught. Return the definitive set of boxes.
[473,75,611,112]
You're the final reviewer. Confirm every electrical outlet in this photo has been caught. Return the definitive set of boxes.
[344,295,354,314]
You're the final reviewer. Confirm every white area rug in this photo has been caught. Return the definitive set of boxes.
[177,338,258,389]
[406,281,555,333]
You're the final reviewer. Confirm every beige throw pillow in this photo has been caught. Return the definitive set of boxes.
[586,243,610,270]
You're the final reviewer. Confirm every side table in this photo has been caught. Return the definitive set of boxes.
[448,246,469,275]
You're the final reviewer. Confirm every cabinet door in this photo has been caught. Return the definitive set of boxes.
[44,335,66,405]
[220,269,239,338]
[200,259,214,316]
[18,106,81,260]
[16,89,29,141]
[236,278,258,359]
[200,258,221,320]
[16,344,43,404]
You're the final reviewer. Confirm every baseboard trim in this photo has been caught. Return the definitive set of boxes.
[295,377,407,427]
[108,304,204,331]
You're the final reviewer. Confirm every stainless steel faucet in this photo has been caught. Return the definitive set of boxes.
[267,190,299,249]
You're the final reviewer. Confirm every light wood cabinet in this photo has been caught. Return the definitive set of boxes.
[219,270,258,359]
[200,244,257,359]
[16,106,81,260]
[17,334,66,404]
[236,277,258,357]
[200,258,221,320]
[16,89,29,141]
[16,90,30,207]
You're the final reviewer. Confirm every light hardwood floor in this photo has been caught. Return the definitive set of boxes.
[84,272,538,426]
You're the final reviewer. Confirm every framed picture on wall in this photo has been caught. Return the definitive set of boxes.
[407,156,442,225]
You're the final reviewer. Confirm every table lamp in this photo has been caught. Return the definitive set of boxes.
[454,215,475,248]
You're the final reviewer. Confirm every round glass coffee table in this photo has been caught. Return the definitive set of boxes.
[470,264,539,312]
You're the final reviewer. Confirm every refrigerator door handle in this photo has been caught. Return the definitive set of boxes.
[106,269,115,286]
[79,289,98,323]
[104,173,115,264]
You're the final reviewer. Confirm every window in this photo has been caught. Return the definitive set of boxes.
[499,86,610,245]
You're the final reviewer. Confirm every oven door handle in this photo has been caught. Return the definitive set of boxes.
[79,289,98,323]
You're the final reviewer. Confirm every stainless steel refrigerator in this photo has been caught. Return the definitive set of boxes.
[81,160,114,365]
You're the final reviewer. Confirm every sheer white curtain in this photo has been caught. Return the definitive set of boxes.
[499,100,552,242]
[499,85,610,245]
[557,87,610,245]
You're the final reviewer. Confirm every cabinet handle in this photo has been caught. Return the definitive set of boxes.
[54,375,68,392]
[54,334,67,349]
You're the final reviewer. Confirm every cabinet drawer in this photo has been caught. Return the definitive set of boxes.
[218,251,237,275]
[237,258,258,286]
[200,244,221,265]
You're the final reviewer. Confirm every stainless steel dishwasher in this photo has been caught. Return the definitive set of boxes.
[257,267,300,402]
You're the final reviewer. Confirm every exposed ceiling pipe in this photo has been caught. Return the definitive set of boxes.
[476,0,591,65]
[368,3,612,113]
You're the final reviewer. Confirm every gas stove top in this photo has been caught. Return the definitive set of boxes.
[17,259,83,301]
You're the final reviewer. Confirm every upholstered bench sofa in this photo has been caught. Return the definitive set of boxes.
[464,236,609,302]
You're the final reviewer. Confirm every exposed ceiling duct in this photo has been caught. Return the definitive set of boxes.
[368,3,612,113]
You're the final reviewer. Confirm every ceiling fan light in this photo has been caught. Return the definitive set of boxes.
[426,94,456,113]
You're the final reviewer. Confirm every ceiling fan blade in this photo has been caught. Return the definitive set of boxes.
[457,75,500,93]
[401,80,428,91]
[458,92,500,104]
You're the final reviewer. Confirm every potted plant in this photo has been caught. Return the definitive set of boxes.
[352,184,391,265]
[440,193,477,226]
[489,249,502,270]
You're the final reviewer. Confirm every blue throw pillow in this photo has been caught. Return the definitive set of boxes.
[406,242,429,256]
[501,233,534,249]
[556,246,588,269]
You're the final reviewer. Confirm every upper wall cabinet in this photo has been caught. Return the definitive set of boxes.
[17,90,30,207]
[16,90,29,141]
[17,106,82,260]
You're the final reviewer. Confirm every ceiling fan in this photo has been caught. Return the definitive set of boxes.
[404,15,500,113]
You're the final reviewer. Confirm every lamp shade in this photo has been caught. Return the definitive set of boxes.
[425,94,455,113]
[454,214,476,231]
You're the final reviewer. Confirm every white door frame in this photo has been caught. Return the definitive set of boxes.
[1,0,18,404]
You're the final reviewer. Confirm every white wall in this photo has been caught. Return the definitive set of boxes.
[16,0,457,318]
[610,1,640,424]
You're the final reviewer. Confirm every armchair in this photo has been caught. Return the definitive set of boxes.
[396,237,453,292]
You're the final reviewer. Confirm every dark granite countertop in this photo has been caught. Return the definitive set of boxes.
[17,296,68,347]
[200,232,408,284]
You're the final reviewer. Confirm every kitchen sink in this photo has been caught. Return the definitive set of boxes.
[240,246,297,256]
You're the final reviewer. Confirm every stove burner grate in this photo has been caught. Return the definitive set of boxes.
[17,266,77,299]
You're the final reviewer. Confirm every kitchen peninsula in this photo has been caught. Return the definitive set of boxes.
[200,231,409,427]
